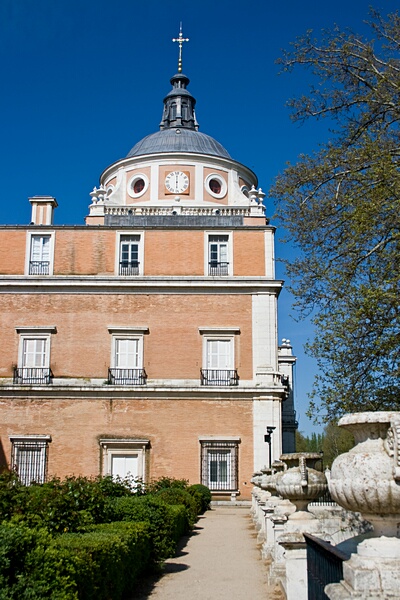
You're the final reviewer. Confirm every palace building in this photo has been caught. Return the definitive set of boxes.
[0,34,297,499]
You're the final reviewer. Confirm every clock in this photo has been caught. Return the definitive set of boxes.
[165,171,189,194]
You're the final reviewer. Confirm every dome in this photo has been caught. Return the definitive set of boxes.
[126,128,232,159]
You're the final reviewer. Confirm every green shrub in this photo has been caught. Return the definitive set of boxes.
[19,475,135,534]
[54,521,151,600]
[187,484,212,513]
[0,471,29,522]
[145,476,189,493]
[111,495,187,562]
[0,522,79,599]
[155,488,199,527]
[0,520,151,600]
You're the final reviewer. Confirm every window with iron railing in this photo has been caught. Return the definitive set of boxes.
[15,336,53,385]
[119,235,141,276]
[29,235,51,275]
[208,235,229,276]
[200,440,239,492]
[10,436,51,485]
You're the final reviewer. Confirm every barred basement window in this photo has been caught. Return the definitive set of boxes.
[200,439,240,492]
[10,435,51,485]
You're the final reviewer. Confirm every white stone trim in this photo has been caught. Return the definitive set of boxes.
[253,396,282,471]
[198,436,241,442]
[252,294,278,380]
[264,229,275,279]
[195,163,204,202]
[107,326,149,334]
[198,327,240,335]
[9,434,51,442]
[15,326,57,334]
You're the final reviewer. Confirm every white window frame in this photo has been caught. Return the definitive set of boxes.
[9,435,51,486]
[25,231,55,276]
[15,326,56,384]
[99,439,149,485]
[199,327,239,386]
[108,326,148,384]
[199,437,240,493]
[115,231,144,276]
[127,173,149,199]
[204,173,227,199]
[204,231,233,276]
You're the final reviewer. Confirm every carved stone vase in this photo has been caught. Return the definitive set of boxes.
[329,411,400,537]
[275,452,327,518]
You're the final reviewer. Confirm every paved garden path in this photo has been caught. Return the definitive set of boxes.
[134,505,283,600]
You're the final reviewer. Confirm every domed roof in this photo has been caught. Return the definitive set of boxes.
[127,128,231,159]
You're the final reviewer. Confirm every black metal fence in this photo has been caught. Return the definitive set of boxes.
[208,262,229,276]
[108,368,147,385]
[119,261,140,276]
[200,369,239,386]
[13,367,53,385]
[305,533,349,599]
[29,261,50,275]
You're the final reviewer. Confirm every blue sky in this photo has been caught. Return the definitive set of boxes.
[0,0,394,434]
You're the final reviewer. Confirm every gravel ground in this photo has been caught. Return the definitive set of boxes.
[132,505,284,600]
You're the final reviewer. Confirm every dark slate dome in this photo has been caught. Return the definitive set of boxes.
[126,71,232,160]
[127,128,231,159]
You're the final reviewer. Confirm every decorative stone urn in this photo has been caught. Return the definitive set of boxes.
[275,453,327,517]
[329,411,400,537]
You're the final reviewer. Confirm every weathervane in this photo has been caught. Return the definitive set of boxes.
[172,23,189,73]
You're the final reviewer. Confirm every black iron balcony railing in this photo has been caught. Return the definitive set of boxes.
[13,367,53,385]
[200,369,239,387]
[208,261,229,276]
[119,261,140,276]
[108,368,147,385]
[29,261,50,275]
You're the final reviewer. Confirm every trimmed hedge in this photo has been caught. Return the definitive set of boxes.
[0,520,151,600]
[187,484,212,513]
[111,495,188,563]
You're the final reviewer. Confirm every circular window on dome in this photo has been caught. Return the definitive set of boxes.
[128,173,149,198]
[205,174,227,199]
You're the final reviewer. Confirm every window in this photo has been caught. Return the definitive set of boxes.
[14,327,56,385]
[26,233,54,275]
[10,435,51,485]
[200,438,240,492]
[205,173,227,199]
[108,327,148,385]
[199,328,239,386]
[127,174,149,198]
[205,232,232,276]
[116,232,144,276]
[100,439,149,485]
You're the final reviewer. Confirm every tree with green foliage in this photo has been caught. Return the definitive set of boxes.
[296,422,354,467]
[271,9,400,421]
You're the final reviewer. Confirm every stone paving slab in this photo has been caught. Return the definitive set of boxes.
[133,506,283,600]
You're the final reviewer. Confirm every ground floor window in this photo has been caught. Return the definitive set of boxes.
[200,438,240,492]
[9,435,51,485]
[99,439,149,486]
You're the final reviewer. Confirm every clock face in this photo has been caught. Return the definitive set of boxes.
[165,171,189,194]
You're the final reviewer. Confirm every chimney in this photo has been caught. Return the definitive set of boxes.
[29,196,58,225]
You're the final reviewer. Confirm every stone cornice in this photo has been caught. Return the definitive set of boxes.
[0,276,283,295]
[0,384,285,401]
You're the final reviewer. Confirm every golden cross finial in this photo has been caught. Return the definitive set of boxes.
[172,23,189,73]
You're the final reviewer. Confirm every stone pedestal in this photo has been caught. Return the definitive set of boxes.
[325,537,400,599]
[278,533,307,600]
